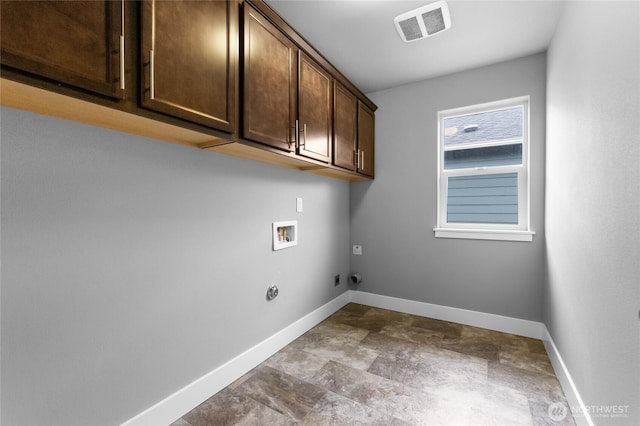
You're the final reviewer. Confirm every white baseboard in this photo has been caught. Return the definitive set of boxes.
[120,291,351,426]
[121,290,586,426]
[542,327,593,426]
[349,290,545,339]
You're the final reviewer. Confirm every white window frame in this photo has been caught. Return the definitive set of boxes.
[434,96,534,242]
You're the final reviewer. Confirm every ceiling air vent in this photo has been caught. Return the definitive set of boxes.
[394,1,451,43]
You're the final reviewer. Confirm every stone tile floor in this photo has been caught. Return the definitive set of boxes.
[171,303,575,425]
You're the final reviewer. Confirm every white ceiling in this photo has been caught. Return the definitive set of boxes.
[267,0,566,93]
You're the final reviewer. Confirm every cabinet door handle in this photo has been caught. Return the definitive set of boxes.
[119,1,125,90]
[300,123,307,148]
[119,36,125,90]
[361,150,365,172]
[293,119,299,149]
[149,50,155,99]
[356,149,360,169]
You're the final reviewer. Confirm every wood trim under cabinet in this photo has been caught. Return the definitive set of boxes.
[1,79,370,181]
[0,78,228,148]
[205,139,370,181]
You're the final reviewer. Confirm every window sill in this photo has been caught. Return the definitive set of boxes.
[433,228,535,242]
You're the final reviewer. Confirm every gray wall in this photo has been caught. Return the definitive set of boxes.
[545,1,640,424]
[351,53,547,321]
[0,107,350,426]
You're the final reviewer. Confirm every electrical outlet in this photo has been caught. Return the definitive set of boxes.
[334,274,340,286]
[353,245,363,255]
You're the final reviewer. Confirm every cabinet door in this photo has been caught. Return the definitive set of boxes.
[357,102,375,177]
[297,53,331,163]
[141,0,236,133]
[243,5,297,151]
[333,82,358,171]
[1,1,124,99]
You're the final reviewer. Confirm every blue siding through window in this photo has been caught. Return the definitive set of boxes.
[447,173,518,224]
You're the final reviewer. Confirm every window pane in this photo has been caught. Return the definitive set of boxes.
[444,106,523,147]
[444,143,522,169]
[447,172,518,224]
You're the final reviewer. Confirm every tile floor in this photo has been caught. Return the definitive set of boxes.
[171,303,575,425]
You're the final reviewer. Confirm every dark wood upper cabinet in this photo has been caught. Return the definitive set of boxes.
[297,52,332,163]
[333,87,374,176]
[333,82,358,171]
[357,101,375,177]
[1,0,375,180]
[242,4,297,152]
[141,0,236,133]
[242,1,374,175]
[1,0,124,99]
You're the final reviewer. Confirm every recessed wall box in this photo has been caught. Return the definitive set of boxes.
[273,220,298,250]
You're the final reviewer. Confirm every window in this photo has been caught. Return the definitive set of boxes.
[434,97,534,242]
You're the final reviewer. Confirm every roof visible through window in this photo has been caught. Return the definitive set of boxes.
[444,106,523,147]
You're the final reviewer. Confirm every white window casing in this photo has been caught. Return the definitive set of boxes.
[434,96,535,242]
